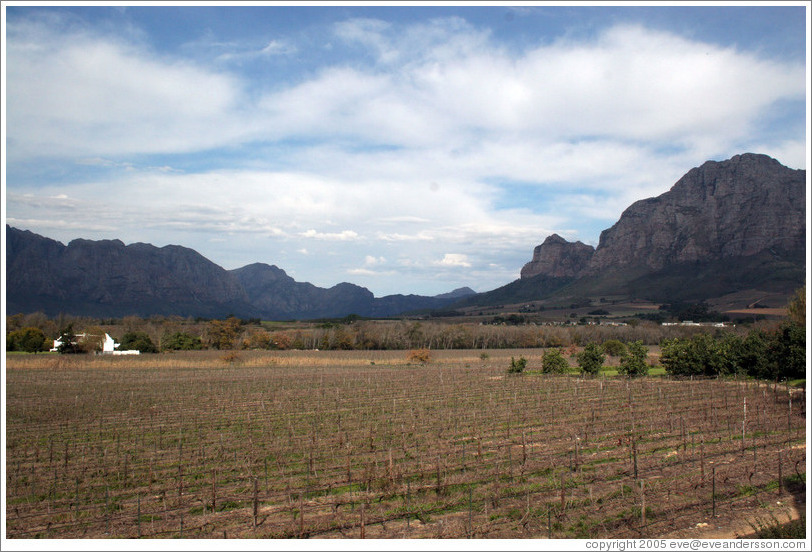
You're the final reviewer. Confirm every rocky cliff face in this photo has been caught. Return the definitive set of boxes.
[491,153,805,307]
[520,234,595,279]
[587,153,806,273]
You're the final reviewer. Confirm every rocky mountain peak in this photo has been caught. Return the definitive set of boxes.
[520,234,595,279]
[586,153,805,273]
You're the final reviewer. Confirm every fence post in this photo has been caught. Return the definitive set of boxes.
[778,450,783,495]
[211,469,217,512]
[253,478,259,529]
[638,479,646,535]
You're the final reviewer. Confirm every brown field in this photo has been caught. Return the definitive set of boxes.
[723,308,788,318]
[5,350,806,540]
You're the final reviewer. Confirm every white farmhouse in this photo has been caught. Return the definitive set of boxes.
[102,333,119,353]
[50,332,140,355]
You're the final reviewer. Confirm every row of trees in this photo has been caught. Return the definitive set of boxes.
[7,316,733,353]
[534,340,649,377]
[661,321,805,381]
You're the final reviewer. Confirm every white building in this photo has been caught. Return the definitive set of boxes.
[50,333,140,355]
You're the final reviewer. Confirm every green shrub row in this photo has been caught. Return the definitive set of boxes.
[660,321,805,381]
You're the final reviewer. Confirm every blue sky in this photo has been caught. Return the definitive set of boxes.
[3,2,808,297]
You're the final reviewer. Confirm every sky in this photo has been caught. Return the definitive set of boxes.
[2,2,809,297]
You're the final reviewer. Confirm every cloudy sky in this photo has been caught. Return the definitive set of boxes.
[3,2,808,297]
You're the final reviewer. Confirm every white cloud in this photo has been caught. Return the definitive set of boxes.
[300,229,360,241]
[6,17,250,159]
[434,254,472,268]
[4,12,806,296]
[364,255,386,266]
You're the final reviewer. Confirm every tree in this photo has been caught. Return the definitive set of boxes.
[56,324,82,354]
[162,331,203,351]
[206,317,242,350]
[769,321,805,381]
[602,339,627,357]
[508,356,527,374]
[7,327,47,353]
[728,331,770,379]
[787,286,805,326]
[618,340,648,377]
[661,333,725,377]
[577,343,605,376]
[541,348,569,374]
[119,331,158,353]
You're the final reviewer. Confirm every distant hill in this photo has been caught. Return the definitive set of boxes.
[5,228,472,320]
[458,153,806,309]
[230,262,467,319]
[5,227,255,318]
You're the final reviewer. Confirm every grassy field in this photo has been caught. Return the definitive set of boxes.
[5,349,806,539]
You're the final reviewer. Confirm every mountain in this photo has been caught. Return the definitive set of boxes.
[5,227,468,319]
[520,234,594,279]
[433,287,477,300]
[230,263,374,320]
[5,226,255,318]
[462,153,806,307]
[586,153,805,274]
[230,262,463,319]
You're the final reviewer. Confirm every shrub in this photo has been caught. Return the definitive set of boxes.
[542,348,569,374]
[602,339,627,357]
[508,356,527,374]
[220,351,241,363]
[770,321,805,380]
[661,334,724,377]
[119,331,158,353]
[406,348,431,364]
[618,340,648,377]
[577,343,605,376]
[162,332,204,351]
[6,327,47,353]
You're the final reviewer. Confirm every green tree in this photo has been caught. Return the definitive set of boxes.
[7,327,47,352]
[577,343,605,376]
[119,331,158,353]
[162,332,204,351]
[769,321,805,381]
[508,356,527,374]
[733,331,769,378]
[56,324,82,354]
[602,339,627,357]
[541,348,569,374]
[661,333,725,377]
[618,340,648,377]
[787,286,805,326]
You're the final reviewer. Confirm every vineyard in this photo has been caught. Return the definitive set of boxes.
[5,349,806,539]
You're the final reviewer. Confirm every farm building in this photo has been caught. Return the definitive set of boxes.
[50,333,140,355]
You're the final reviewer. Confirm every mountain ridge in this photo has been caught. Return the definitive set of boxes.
[458,153,805,309]
[5,229,474,319]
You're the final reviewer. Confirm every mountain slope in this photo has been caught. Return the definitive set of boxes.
[6,226,255,318]
[460,153,806,308]
[6,228,468,319]
[230,262,468,319]
[587,153,805,274]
